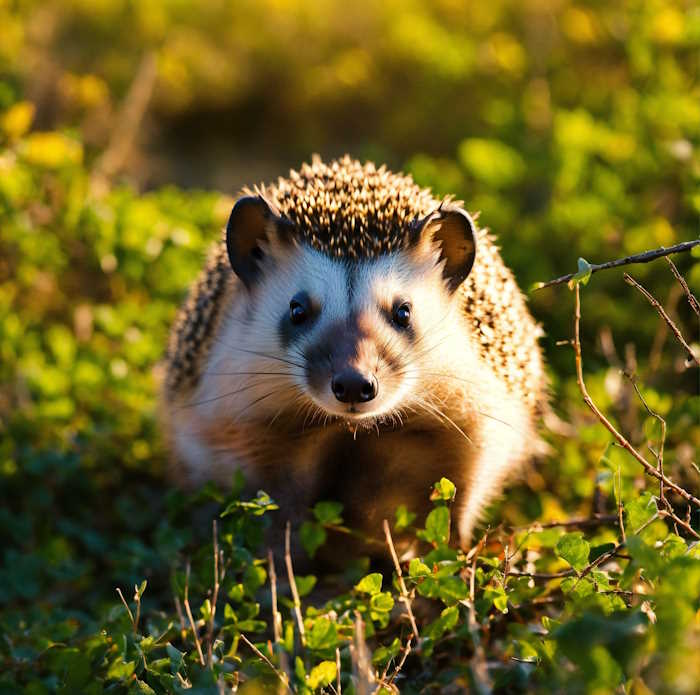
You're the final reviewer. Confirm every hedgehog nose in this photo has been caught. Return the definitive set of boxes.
[331,369,377,404]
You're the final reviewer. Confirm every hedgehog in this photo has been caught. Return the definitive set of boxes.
[161,155,546,550]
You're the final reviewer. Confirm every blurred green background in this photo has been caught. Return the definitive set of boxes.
[1,1,699,692]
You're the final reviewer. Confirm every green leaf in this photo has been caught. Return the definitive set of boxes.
[355,572,383,595]
[307,617,338,651]
[408,558,431,577]
[243,564,267,594]
[418,506,450,545]
[372,638,401,666]
[625,493,658,534]
[166,643,184,674]
[308,660,337,689]
[300,521,327,558]
[107,657,135,680]
[369,591,395,613]
[395,505,416,531]
[295,575,317,597]
[221,490,279,517]
[567,257,592,288]
[133,679,156,694]
[431,477,456,502]
[424,605,460,640]
[483,585,509,613]
[199,598,212,621]
[556,532,590,571]
[313,501,343,525]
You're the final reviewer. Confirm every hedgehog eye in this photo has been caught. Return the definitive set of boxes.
[290,294,309,325]
[393,302,411,328]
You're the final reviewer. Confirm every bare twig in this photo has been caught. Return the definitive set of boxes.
[336,647,342,695]
[466,532,493,695]
[115,587,135,631]
[351,612,375,695]
[666,257,700,316]
[506,569,576,581]
[90,51,157,193]
[268,549,290,692]
[572,284,700,517]
[133,585,142,634]
[626,375,670,514]
[284,521,306,648]
[534,240,700,291]
[173,595,186,634]
[206,520,221,666]
[387,634,414,686]
[514,515,618,531]
[615,464,626,543]
[240,634,291,692]
[183,562,206,666]
[624,274,699,367]
[382,520,420,641]
[268,550,282,645]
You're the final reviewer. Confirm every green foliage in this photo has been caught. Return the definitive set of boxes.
[1,1,699,692]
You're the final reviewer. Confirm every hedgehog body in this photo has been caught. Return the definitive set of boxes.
[162,156,546,548]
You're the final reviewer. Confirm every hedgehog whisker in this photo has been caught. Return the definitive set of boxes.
[179,379,277,409]
[201,370,305,378]
[267,385,305,428]
[404,374,521,433]
[232,387,296,423]
[211,339,306,370]
[413,396,473,444]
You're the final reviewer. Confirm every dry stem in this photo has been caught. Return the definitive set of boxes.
[534,240,700,290]
[666,257,700,316]
[573,284,699,537]
[240,633,291,692]
[115,588,135,631]
[206,520,221,666]
[284,521,306,648]
[382,520,420,641]
[183,561,206,666]
[623,273,699,367]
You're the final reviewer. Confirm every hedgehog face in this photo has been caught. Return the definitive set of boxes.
[220,195,477,428]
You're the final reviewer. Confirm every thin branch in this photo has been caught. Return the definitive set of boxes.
[572,284,700,518]
[133,585,142,634]
[268,550,282,645]
[534,240,700,291]
[615,464,626,543]
[336,647,342,695]
[206,520,221,666]
[239,634,291,692]
[90,51,157,193]
[626,374,670,512]
[268,549,290,693]
[624,274,699,367]
[115,588,135,630]
[183,562,206,666]
[284,521,306,648]
[351,612,374,695]
[387,634,414,686]
[466,532,493,695]
[514,515,618,531]
[173,595,186,634]
[506,569,576,581]
[666,257,700,316]
[382,520,420,641]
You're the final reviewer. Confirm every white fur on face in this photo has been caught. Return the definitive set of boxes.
[195,243,470,428]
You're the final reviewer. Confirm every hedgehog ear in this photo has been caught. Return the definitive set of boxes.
[413,207,477,293]
[225,195,293,288]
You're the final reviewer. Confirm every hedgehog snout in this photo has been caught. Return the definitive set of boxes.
[331,368,378,404]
